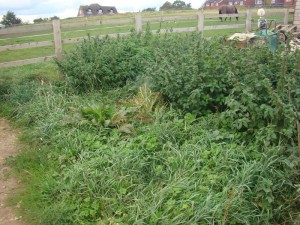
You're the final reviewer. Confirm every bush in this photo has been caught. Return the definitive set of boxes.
[56,33,155,92]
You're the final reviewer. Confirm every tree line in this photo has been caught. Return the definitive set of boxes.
[143,0,192,12]
[0,1,192,26]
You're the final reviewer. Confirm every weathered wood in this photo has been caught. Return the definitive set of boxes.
[0,41,53,52]
[204,24,245,30]
[284,8,289,25]
[135,13,142,33]
[0,56,53,68]
[0,24,52,35]
[61,32,132,44]
[52,19,63,61]
[198,12,204,34]
[204,13,245,19]
[265,12,285,17]
[143,15,197,22]
[246,9,252,33]
[152,27,197,33]
[61,18,134,29]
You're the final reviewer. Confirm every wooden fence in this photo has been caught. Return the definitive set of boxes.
[0,9,291,68]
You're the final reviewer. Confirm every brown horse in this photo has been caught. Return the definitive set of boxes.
[219,5,238,22]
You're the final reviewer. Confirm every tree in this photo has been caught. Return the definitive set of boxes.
[1,11,22,26]
[142,7,156,12]
[33,18,48,24]
[159,1,172,10]
[50,16,60,20]
[159,1,192,11]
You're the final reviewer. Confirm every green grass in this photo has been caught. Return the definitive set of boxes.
[0,62,58,81]
[0,8,294,64]
[0,31,299,224]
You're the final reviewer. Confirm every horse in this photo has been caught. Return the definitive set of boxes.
[219,5,238,22]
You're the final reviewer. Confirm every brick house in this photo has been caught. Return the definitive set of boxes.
[204,0,288,8]
[77,3,118,17]
[284,0,295,7]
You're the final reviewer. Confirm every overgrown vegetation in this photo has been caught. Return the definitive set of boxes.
[1,31,300,224]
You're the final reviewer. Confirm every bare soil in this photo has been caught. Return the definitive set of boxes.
[0,118,25,225]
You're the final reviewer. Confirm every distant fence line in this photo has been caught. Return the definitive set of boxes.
[0,8,291,68]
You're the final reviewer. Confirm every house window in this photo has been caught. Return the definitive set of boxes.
[206,3,210,6]
[271,0,275,3]
[87,8,92,15]
[240,1,244,4]
[229,2,233,5]
[98,8,103,14]
[109,8,114,14]
[216,3,219,6]
[256,0,263,4]
[285,0,291,2]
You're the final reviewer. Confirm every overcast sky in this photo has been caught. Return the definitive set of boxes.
[0,0,206,23]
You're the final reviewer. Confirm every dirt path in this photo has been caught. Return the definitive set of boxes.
[0,118,25,225]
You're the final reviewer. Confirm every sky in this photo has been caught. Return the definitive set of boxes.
[0,0,206,23]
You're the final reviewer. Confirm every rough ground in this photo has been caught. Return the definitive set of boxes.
[0,118,25,225]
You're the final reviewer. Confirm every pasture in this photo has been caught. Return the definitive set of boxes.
[0,7,299,225]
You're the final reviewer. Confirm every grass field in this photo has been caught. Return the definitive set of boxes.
[0,8,295,64]
[0,30,299,224]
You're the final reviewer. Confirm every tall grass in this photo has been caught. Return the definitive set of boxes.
[1,31,299,224]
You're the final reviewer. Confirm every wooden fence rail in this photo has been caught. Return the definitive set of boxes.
[0,9,291,68]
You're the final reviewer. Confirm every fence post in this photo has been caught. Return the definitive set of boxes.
[246,8,252,33]
[283,8,289,25]
[52,19,63,60]
[198,11,204,37]
[135,13,142,33]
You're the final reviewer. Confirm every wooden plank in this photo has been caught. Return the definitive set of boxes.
[0,41,53,52]
[265,12,285,17]
[135,13,142,33]
[52,20,63,61]
[61,18,134,28]
[61,32,132,44]
[0,56,53,68]
[204,24,245,30]
[246,9,252,33]
[143,15,197,22]
[198,12,204,33]
[0,24,52,35]
[204,13,245,19]
[284,8,289,25]
[157,27,197,33]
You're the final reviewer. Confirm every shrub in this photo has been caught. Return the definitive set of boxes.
[55,33,155,92]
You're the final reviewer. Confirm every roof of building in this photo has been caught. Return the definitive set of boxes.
[78,3,118,16]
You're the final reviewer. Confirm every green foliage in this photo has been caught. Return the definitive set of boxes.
[1,11,22,26]
[221,48,300,145]
[33,16,60,24]
[159,0,192,11]
[1,32,300,224]
[142,7,156,12]
[55,33,155,92]
[146,34,233,115]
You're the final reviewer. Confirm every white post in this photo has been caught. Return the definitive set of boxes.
[246,9,252,33]
[135,13,142,33]
[283,8,289,25]
[52,19,63,60]
[198,11,204,37]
